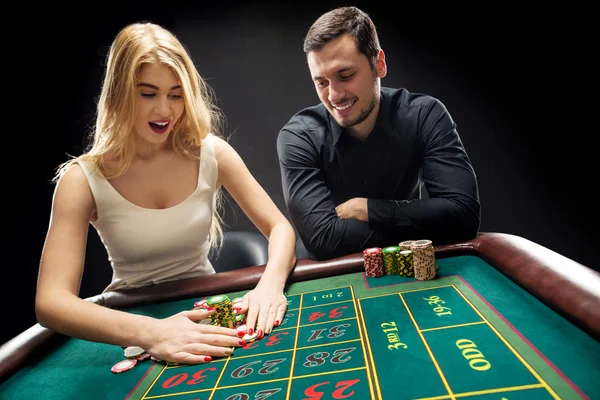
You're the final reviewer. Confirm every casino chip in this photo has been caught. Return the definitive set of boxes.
[135,352,151,361]
[363,247,384,277]
[398,240,416,251]
[111,359,137,374]
[124,346,145,359]
[397,250,415,277]
[382,246,400,275]
[231,297,244,305]
[193,298,208,309]
[234,314,245,326]
[243,331,258,343]
[410,239,437,280]
[207,294,240,328]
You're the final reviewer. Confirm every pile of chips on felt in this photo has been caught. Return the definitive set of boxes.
[405,239,437,280]
[111,345,152,374]
[193,294,258,343]
[363,239,438,280]
[111,294,257,374]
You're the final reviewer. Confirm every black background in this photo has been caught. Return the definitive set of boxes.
[5,2,596,346]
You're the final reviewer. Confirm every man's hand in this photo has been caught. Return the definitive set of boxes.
[335,197,368,222]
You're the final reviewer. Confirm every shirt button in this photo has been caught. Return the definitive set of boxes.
[363,180,368,184]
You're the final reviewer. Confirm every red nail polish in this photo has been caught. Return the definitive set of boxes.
[207,307,215,311]
[237,331,245,337]
[257,330,263,339]
[248,328,253,335]
[275,320,280,326]
[239,340,246,346]
[204,356,212,362]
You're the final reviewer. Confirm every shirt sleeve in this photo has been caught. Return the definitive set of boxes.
[277,127,388,260]
[368,97,481,242]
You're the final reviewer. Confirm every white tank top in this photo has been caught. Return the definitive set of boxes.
[78,134,218,292]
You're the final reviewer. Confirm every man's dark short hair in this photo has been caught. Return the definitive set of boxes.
[303,6,381,68]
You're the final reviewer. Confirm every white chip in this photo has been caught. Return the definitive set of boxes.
[124,345,145,358]
[243,332,258,342]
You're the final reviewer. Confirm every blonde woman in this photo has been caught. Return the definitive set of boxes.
[35,22,297,365]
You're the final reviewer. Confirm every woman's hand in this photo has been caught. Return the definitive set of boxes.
[238,283,287,338]
[140,308,245,364]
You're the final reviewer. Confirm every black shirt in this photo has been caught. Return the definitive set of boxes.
[276,87,481,260]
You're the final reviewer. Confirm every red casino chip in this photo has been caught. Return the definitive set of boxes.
[135,352,151,361]
[193,299,208,309]
[363,247,384,277]
[111,359,137,374]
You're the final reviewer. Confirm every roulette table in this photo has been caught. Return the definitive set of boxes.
[0,232,598,399]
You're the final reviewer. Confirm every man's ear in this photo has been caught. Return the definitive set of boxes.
[376,49,387,78]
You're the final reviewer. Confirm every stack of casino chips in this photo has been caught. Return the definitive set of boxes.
[194,295,259,343]
[409,239,437,280]
[400,240,439,269]
[396,249,415,277]
[396,240,416,277]
[193,295,251,331]
[363,247,384,277]
[363,239,437,280]
[205,295,237,328]
[398,240,416,252]
[112,295,259,374]
[382,246,400,275]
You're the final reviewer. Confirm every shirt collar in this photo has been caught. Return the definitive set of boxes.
[329,88,391,146]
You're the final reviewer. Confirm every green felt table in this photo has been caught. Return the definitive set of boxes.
[1,233,599,400]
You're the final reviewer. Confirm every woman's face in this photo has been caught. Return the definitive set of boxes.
[133,63,185,146]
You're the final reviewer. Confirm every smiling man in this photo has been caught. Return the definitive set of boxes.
[276,6,481,261]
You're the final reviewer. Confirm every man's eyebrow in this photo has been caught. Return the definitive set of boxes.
[313,67,355,81]
[137,83,182,90]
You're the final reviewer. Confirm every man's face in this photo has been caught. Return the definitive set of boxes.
[307,34,386,131]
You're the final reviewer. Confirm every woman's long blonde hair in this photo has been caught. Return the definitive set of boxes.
[54,22,225,250]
